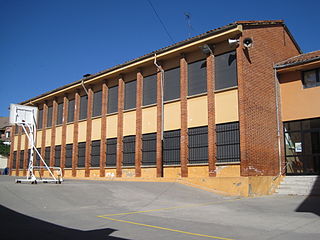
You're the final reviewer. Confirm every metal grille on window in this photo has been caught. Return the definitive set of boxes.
[67,99,75,123]
[79,95,88,120]
[124,80,137,110]
[57,103,64,125]
[47,106,53,127]
[37,109,43,129]
[142,133,157,166]
[107,85,118,114]
[78,142,86,168]
[164,67,180,101]
[92,90,102,117]
[216,122,240,163]
[163,130,180,165]
[91,140,100,167]
[65,144,73,168]
[188,126,208,164]
[12,151,17,169]
[215,51,237,90]
[143,74,157,106]
[188,59,207,96]
[123,136,135,167]
[19,150,24,169]
[35,148,41,166]
[54,146,61,167]
[106,138,117,167]
[45,147,51,166]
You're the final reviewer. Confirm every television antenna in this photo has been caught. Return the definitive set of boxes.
[184,12,194,38]
[9,104,63,184]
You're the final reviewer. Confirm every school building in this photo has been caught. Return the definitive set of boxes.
[9,20,320,196]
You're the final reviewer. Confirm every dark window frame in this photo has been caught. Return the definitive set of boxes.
[188,126,208,164]
[47,106,53,128]
[164,67,180,102]
[67,99,75,123]
[163,129,181,165]
[106,138,117,167]
[215,50,238,90]
[57,102,64,125]
[143,73,157,106]
[65,144,73,168]
[78,142,86,168]
[92,90,102,117]
[91,140,100,167]
[79,95,88,120]
[188,59,207,96]
[123,135,136,167]
[302,68,320,89]
[107,85,119,114]
[124,80,137,110]
[142,133,157,166]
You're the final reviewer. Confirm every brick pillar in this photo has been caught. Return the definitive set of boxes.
[156,70,163,178]
[50,99,58,167]
[16,127,22,176]
[207,54,216,177]
[40,103,48,175]
[135,71,143,177]
[72,92,80,177]
[60,95,68,175]
[100,82,108,177]
[85,87,93,177]
[180,55,188,177]
[9,125,15,175]
[23,133,29,176]
[116,77,124,177]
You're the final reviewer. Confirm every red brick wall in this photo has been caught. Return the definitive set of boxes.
[238,24,300,176]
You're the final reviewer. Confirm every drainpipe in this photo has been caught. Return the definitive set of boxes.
[154,54,164,140]
[274,67,282,180]
[81,79,89,96]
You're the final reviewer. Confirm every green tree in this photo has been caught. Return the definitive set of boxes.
[0,140,10,156]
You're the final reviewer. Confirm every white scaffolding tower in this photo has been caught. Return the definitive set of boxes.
[9,104,63,184]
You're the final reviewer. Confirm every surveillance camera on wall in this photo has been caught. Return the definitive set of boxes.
[228,38,239,46]
[243,38,253,48]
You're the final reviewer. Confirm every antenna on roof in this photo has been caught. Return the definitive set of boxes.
[184,12,194,38]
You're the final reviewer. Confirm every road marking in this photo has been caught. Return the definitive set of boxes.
[98,215,235,240]
[98,198,241,217]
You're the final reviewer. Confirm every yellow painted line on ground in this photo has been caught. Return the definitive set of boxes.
[98,215,235,240]
[98,198,241,217]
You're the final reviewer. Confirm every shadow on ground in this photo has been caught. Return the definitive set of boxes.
[296,175,320,216]
[0,205,130,240]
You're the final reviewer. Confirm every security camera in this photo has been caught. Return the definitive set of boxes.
[228,38,239,46]
[243,38,253,48]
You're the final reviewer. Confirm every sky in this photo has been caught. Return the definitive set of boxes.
[0,0,319,117]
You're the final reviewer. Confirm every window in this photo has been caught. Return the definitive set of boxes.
[124,80,137,110]
[188,126,208,164]
[91,140,100,167]
[164,67,180,101]
[47,106,53,127]
[92,90,102,117]
[163,130,180,165]
[107,85,118,114]
[12,151,17,169]
[142,133,157,166]
[143,74,157,106]
[67,99,75,123]
[57,103,63,125]
[303,68,320,88]
[65,144,73,168]
[19,150,24,169]
[188,59,207,96]
[79,95,88,120]
[35,148,41,166]
[78,142,86,168]
[106,138,117,167]
[215,51,237,90]
[54,146,61,167]
[216,122,240,163]
[37,109,43,129]
[45,147,51,166]
[123,135,135,166]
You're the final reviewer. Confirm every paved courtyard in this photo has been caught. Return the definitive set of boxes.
[0,176,319,240]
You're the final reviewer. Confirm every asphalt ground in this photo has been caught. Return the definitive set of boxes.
[0,175,319,240]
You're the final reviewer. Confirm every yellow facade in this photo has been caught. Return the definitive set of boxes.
[123,110,136,136]
[215,89,239,124]
[142,106,157,134]
[106,115,118,138]
[164,101,181,131]
[187,96,208,128]
[91,118,101,141]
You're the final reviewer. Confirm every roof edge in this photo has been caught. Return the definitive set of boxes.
[275,56,320,70]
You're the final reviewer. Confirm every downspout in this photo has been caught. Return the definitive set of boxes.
[154,54,164,140]
[273,67,282,180]
[81,79,89,96]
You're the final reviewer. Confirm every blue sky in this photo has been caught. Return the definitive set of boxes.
[0,0,319,117]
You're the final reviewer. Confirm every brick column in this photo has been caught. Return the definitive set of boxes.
[156,70,163,178]
[207,54,216,177]
[16,127,22,176]
[60,95,68,175]
[50,99,58,167]
[9,125,15,175]
[135,71,143,177]
[100,82,108,177]
[40,103,48,175]
[23,133,29,176]
[116,77,124,177]
[72,92,80,177]
[180,55,188,177]
[85,87,93,177]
